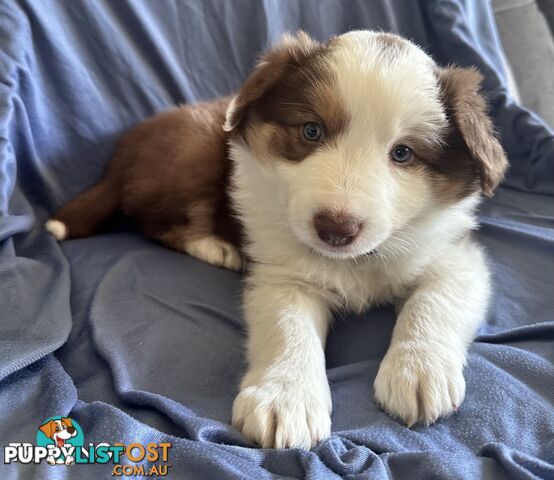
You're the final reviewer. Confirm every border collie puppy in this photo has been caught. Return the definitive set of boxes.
[47,31,508,449]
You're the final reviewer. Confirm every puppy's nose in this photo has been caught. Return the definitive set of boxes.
[67,427,75,434]
[314,212,361,247]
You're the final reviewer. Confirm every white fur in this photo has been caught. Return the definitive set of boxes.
[230,31,491,449]
[232,282,332,448]
[185,235,242,271]
[45,219,68,241]
[223,96,238,132]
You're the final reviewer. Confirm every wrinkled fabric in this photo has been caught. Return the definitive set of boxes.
[0,1,552,479]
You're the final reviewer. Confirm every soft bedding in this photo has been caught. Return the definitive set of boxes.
[0,1,553,479]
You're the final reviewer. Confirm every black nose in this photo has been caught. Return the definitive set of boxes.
[314,212,361,247]
[67,426,76,434]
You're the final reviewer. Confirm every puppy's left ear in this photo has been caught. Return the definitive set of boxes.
[62,417,73,427]
[437,67,508,197]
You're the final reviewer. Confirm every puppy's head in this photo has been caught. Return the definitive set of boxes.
[40,418,77,445]
[226,31,508,259]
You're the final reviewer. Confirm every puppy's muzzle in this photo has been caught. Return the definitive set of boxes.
[314,211,362,247]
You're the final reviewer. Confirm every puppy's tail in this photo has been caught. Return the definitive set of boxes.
[46,177,121,241]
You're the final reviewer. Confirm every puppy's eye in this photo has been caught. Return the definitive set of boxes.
[390,144,413,163]
[302,122,323,142]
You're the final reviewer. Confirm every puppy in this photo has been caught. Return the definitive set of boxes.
[39,418,77,464]
[47,31,508,450]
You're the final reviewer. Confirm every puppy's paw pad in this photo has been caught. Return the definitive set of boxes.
[373,345,465,426]
[232,380,331,449]
[186,236,243,271]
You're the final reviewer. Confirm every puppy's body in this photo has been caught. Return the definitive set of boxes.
[47,97,243,270]
[47,31,508,450]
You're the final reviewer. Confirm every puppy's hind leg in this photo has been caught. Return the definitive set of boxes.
[182,233,243,272]
[151,201,243,272]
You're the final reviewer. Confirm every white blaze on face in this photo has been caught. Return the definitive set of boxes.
[283,31,448,258]
[52,420,76,447]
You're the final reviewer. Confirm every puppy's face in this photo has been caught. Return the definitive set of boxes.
[39,418,77,446]
[226,31,508,259]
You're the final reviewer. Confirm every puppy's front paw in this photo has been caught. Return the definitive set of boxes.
[65,455,75,465]
[373,344,465,426]
[232,378,331,449]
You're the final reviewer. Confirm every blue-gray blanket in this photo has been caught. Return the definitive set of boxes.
[1,1,553,479]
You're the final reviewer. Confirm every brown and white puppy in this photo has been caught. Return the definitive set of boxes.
[46,31,508,450]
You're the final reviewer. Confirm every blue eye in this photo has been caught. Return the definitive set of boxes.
[390,144,413,163]
[302,122,323,142]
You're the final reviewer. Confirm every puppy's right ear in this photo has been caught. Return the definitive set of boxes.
[224,31,320,132]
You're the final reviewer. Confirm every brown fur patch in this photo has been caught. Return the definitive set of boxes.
[401,67,509,203]
[435,67,508,198]
[247,80,349,162]
[226,31,322,132]
[228,31,349,162]
[408,129,483,204]
[53,96,243,252]
[375,32,410,55]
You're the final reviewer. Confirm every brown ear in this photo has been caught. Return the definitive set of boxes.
[61,417,73,428]
[437,67,508,197]
[39,421,55,439]
[224,31,321,132]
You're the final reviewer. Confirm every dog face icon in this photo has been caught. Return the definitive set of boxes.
[39,417,77,448]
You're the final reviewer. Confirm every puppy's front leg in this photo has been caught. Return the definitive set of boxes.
[233,276,332,449]
[374,241,490,426]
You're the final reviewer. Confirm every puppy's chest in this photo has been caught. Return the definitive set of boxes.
[307,259,416,312]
